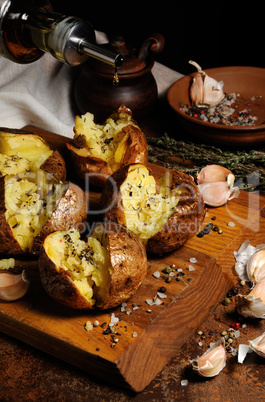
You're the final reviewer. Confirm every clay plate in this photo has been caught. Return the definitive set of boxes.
[167,66,265,147]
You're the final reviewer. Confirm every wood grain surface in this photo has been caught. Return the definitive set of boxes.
[0,126,264,392]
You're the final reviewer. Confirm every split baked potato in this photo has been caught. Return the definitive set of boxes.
[0,128,66,181]
[0,170,87,255]
[101,163,205,254]
[66,105,148,187]
[39,223,148,309]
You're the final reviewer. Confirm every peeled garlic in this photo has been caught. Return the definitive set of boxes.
[0,259,30,301]
[197,164,239,207]
[197,164,233,184]
[246,247,265,285]
[189,60,225,108]
[197,180,239,207]
[237,278,265,319]
[191,338,226,377]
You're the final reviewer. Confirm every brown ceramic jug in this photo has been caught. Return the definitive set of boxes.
[74,33,165,121]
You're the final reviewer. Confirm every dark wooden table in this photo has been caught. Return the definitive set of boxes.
[1,99,265,401]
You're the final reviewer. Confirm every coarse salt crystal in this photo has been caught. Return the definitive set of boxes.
[153,271,160,278]
[110,313,119,324]
[132,332,138,338]
[189,257,197,263]
[155,298,163,306]
[227,221,235,227]
[189,265,195,271]
[181,379,188,386]
[146,299,154,306]
[157,292,167,299]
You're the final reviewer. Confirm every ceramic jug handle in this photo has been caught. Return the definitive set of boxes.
[138,33,165,62]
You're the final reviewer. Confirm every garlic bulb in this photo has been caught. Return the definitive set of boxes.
[237,278,265,319]
[0,259,30,301]
[189,60,225,108]
[246,247,265,285]
[191,338,226,377]
[197,164,233,184]
[197,164,239,207]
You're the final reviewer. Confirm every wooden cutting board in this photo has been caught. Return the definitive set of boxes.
[0,126,265,392]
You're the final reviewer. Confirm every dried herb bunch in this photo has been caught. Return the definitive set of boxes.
[147,133,265,192]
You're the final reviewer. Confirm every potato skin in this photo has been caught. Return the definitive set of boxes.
[0,127,66,181]
[66,106,148,187]
[101,164,205,254]
[39,222,148,310]
[31,182,87,255]
[97,222,148,309]
[0,177,87,256]
[39,251,93,309]
[40,149,66,181]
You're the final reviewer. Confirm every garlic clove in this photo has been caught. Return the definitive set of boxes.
[191,338,226,377]
[190,73,204,106]
[237,278,265,319]
[189,60,225,107]
[249,331,265,358]
[246,247,265,285]
[203,75,225,107]
[197,181,239,207]
[197,164,233,184]
[0,259,30,301]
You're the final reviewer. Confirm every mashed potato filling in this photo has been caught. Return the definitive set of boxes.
[44,229,113,306]
[74,112,137,170]
[4,171,67,251]
[0,154,32,176]
[0,258,15,270]
[120,165,185,244]
[0,132,53,171]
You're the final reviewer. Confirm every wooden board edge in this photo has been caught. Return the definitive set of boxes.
[117,256,231,392]
[0,312,132,390]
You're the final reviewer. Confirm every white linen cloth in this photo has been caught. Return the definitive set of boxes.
[0,32,183,138]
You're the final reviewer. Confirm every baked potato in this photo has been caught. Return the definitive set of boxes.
[0,128,66,181]
[39,222,148,309]
[0,170,87,255]
[66,105,148,187]
[101,163,205,254]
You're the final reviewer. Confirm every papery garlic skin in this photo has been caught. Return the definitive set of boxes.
[197,164,233,184]
[246,247,265,285]
[237,278,265,319]
[249,332,265,358]
[189,60,225,108]
[234,241,265,283]
[0,270,30,301]
[191,338,226,377]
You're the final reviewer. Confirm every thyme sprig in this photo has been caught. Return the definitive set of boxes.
[147,133,265,192]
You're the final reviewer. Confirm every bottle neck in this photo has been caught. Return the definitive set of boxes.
[0,0,123,67]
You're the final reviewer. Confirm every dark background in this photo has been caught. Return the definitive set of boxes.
[53,1,264,75]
